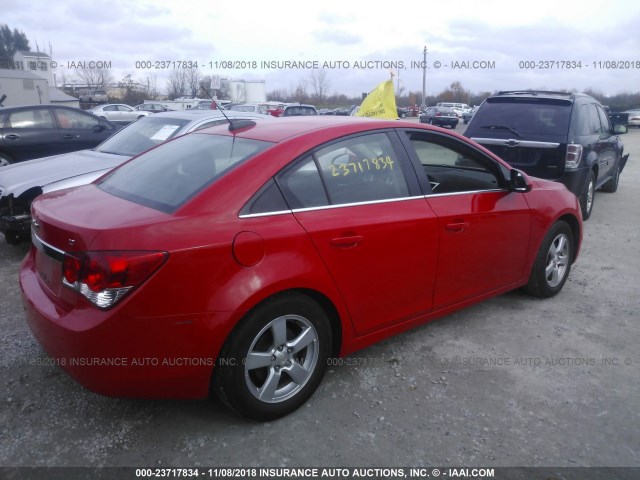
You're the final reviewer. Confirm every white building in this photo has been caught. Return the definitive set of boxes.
[227,80,266,103]
[0,50,79,107]
[0,69,50,106]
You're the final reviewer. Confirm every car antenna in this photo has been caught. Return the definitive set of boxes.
[199,86,255,133]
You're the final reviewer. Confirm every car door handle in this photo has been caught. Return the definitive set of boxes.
[445,222,467,232]
[330,235,364,247]
[5,134,20,140]
[62,134,76,139]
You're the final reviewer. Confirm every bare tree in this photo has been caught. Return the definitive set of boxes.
[293,78,308,103]
[308,70,331,104]
[166,69,187,99]
[185,68,202,98]
[76,67,113,88]
[144,74,159,100]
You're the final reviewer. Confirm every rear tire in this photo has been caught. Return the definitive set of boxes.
[579,170,596,220]
[213,292,331,421]
[523,221,574,298]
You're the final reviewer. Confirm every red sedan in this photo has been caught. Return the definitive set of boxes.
[20,117,582,420]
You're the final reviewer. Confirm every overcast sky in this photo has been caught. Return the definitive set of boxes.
[4,0,640,99]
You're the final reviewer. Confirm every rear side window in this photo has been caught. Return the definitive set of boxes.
[277,132,409,208]
[99,133,272,213]
[54,108,100,129]
[7,108,55,129]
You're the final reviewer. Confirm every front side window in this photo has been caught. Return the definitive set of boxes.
[407,131,502,194]
[99,133,272,213]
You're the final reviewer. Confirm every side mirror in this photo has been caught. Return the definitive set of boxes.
[509,169,531,193]
[93,124,106,133]
[613,124,628,135]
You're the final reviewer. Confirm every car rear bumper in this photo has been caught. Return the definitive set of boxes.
[19,249,223,400]
[560,167,590,197]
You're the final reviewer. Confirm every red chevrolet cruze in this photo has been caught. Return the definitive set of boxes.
[20,117,582,420]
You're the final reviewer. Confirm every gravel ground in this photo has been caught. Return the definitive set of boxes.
[1,126,639,469]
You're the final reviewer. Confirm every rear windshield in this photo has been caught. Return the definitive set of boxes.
[469,98,572,137]
[98,133,272,213]
[96,116,191,156]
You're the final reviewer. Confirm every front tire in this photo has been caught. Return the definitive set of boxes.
[523,221,574,298]
[580,170,595,220]
[213,292,331,421]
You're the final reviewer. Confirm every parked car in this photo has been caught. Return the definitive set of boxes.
[133,103,174,113]
[79,89,108,103]
[282,104,318,116]
[397,107,409,118]
[265,105,284,117]
[89,104,153,123]
[419,107,459,128]
[436,102,471,118]
[624,109,640,128]
[462,106,479,124]
[0,104,118,166]
[21,116,582,421]
[228,104,269,115]
[464,90,629,220]
[0,110,274,244]
[333,105,357,116]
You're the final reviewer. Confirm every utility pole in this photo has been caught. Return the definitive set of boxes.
[421,45,427,109]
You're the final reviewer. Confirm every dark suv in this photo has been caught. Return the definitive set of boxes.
[464,91,629,219]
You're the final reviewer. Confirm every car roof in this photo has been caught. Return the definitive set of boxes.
[195,116,407,143]
[284,104,316,109]
[494,90,592,103]
[0,104,79,111]
[148,110,274,121]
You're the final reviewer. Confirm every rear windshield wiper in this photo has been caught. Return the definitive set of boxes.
[479,125,521,138]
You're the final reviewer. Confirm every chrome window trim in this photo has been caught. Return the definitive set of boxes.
[239,209,292,219]
[239,188,508,218]
[425,188,506,199]
[32,230,65,262]
[471,138,560,149]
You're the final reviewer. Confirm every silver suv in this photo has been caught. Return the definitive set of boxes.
[79,89,108,103]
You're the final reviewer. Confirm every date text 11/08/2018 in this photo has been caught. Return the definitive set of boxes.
[134,467,497,478]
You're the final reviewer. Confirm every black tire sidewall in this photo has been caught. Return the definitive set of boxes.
[580,171,595,220]
[214,293,331,421]
[525,221,574,298]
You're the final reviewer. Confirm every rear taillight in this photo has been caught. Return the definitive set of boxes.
[565,144,583,169]
[62,251,167,309]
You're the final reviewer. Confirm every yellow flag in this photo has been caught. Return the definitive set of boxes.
[355,79,398,119]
